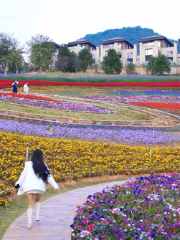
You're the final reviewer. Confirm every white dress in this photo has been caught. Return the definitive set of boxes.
[15,161,59,195]
[23,84,29,94]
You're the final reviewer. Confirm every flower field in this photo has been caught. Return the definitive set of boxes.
[71,174,180,240]
[1,80,180,211]
[1,132,180,207]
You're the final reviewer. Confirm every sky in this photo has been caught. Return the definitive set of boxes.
[0,0,180,48]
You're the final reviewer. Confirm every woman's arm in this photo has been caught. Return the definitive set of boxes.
[15,162,27,187]
[47,175,59,190]
[45,162,59,190]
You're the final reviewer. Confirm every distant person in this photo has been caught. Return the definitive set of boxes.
[12,80,18,93]
[23,81,29,94]
[15,149,59,229]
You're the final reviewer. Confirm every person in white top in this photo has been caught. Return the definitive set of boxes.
[15,149,59,229]
[23,81,29,94]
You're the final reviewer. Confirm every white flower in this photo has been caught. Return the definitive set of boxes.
[80,230,92,237]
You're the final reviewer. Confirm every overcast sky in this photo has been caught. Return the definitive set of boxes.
[0,0,179,47]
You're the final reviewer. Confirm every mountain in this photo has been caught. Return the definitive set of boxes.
[83,26,180,53]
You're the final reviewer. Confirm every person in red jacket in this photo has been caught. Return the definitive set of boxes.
[15,149,59,229]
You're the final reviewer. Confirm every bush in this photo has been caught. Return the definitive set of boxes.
[103,66,114,74]
[126,62,135,74]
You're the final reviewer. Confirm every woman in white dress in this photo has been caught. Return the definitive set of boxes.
[23,81,29,94]
[15,149,59,228]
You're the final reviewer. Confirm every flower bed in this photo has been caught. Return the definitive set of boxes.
[0,92,62,102]
[112,90,180,97]
[1,79,180,88]
[130,102,180,110]
[71,174,180,240]
[0,94,113,114]
[82,95,180,104]
[1,132,180,207]
[1,119,180,145]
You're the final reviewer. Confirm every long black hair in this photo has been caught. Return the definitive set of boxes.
[31,149,50,182]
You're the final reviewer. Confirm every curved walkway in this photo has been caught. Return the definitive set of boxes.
[2,180,127,240]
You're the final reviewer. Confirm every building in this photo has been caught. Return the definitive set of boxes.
[100,37,137,66]
[68,39,99,64]
[138,35,178,63]
[65,35,180,69]
[49,42,61,69]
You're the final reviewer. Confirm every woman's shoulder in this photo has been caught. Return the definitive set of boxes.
[25,161,32,166]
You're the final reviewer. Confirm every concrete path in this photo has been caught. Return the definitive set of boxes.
[2,180,127,240]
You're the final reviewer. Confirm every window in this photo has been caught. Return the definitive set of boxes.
[118,43,121,49]
[105,51,108,56]
[178,57,180,61]
[127,52,133,59]
[165,42,171,47]
[167,51,173,57]
[145,49,153,55]
[126,44,131,49]
[80,45,85,50]
[93,54,95,59]
[144,42,155,46]
[103,44,114,49]
[158,41,161,47]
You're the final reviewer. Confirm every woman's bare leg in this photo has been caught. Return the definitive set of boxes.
[35,194,42,202]
[27,194,34,208]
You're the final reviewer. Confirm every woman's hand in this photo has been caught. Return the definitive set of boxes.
[15,184,20,189]
[56,188,60,192]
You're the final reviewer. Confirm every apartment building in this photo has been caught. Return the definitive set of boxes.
[139,35,178,63]
[99,37,137,66]
[68,39,99,64]
[64,36,180,67]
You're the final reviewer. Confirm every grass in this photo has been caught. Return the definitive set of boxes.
[0,74,180,82]
[0,102,151,121]
[0,176,128,239]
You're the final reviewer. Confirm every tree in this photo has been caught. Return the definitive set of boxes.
[0,33,18,74]
[153,54,171,75]
[102,49,122,74]
[10,49,24,74]
[70,52,82,72]
[58,44,70,58]
[78,48,93,72]
[147,56,156,75]
[27,34,56,72]
[126,62,135,74]
[147,55,171,75]
[55,56,69,72]
[57,44,76,72]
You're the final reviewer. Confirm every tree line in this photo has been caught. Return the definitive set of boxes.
[0,33,95,74]
[0,32,172,75]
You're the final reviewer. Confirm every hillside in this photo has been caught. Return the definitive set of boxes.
[83,26,180,53]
